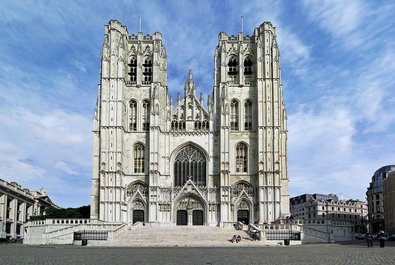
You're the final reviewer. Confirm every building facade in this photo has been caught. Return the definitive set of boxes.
[0,179,55,240]
[290,194,368,232]
[91,20,289,226]
[366,165,395,233]
[383,170,395,234]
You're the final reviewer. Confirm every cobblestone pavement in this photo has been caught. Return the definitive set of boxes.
[0,241,394,265]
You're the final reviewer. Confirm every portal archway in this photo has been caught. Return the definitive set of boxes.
[174,196,206,226]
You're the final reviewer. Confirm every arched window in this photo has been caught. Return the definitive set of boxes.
[142,57,152,84]
[244,57,253,75]
[235,143,248,173]
[128,56,137,82]
[142,100,150,131]
[134,143,145,173]
[174,145,206,186]
[230,100,239,131]
[129,99,137,131]
[244,99,252,130]
[228,56,238,75]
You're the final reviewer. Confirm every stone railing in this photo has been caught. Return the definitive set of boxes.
[247,223,262,241]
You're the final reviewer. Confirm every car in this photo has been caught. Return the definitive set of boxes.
[388,234,395,241]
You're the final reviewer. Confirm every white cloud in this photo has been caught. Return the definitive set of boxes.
[303,0,367,47]
[54,161,78,176]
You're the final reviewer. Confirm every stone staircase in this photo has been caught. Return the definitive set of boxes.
[94,226,281,247]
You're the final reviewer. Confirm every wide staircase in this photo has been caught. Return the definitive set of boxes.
[95,225,278,247]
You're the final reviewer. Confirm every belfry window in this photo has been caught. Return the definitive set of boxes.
[244,57,253,75]
[128,56,137,82]
[228,56,238,75]
[143,57,152,84]
[142,100,150,131]
[235,143,248,173]
[230,100,239,131]
[174,145,206,186]
[130,100,137,131]
[244,99,252,130]
[134,143,145,173]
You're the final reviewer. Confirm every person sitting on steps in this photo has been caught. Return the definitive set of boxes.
[236,235,241,243]
[231,235,237,243]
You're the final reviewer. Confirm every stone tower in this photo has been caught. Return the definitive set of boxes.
[212,22,289,223]
[91,20,289,225]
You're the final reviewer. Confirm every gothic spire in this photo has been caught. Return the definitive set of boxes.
[184,69,196,97]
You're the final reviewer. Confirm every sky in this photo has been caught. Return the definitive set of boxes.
[0,0,394,208]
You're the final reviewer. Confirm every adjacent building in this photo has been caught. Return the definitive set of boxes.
[0,178,56,240]
[366,165,395,233]
[290,193,368,232]
[91,20,289,226]
[383,170,395,234]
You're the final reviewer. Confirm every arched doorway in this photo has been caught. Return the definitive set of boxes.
[192,210,203,225]
[237,210,249,224]
[133,210,144,223]
[177,210,188,225]
[175,196,205,226]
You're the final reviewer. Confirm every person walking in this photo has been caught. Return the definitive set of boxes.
[365,233,373,248]
[378,231,387,248]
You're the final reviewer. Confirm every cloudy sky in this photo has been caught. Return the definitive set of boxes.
[1,0,394,207]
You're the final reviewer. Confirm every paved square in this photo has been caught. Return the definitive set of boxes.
[0,241,394,265]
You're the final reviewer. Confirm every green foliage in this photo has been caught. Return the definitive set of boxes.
[28,205,91,220]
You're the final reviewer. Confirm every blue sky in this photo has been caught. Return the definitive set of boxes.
[1,0,394,207]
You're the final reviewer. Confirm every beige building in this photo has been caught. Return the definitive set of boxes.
[383,171,395,234]
[91,20,289,226]
[0,178,56,240]
[290,194,368,232]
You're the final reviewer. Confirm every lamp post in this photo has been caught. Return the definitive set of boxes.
[325,201,331,243]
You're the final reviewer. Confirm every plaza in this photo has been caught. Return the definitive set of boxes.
[1,241,395,265]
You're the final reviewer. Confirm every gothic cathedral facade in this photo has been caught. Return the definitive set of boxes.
[91,20,289,226]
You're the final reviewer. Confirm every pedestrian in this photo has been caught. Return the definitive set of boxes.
[231,235,236,243]
[365,233,373,248]
[378,231,387,248]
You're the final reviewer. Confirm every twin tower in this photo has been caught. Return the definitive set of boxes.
[91,20,289,226]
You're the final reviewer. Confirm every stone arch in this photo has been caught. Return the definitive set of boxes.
[170,142,209,187]
[173,193,207,226]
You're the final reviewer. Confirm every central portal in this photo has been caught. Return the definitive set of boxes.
[175,196,205,226]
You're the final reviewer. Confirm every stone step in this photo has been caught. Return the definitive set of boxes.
[92,226,286,247]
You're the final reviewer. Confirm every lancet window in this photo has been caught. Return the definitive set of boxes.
[134,143,145,173]
[244,57,253,75]
[244,99,252,131]
[228,56,238,75]
[230,100,239,131]
[128,56,137,82]
[174,145,206,186]
[142,57,152,84]
[129,99,137,131]
[142,100,150,131]
[235,143,248,173]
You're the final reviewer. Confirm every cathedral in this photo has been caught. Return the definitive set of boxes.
[91,20,289,226]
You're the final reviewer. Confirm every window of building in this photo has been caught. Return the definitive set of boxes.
[174,145,206,186]
[244,57,253,75]
[130,100,137,131]
[244,99,252,130]
[228,56,238,76]
[142,100,150,131]
[134,143,145,173]
[230,100,239,130]
[235,143,248,173]
[128,56,137,82]
[142,57,152,84]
